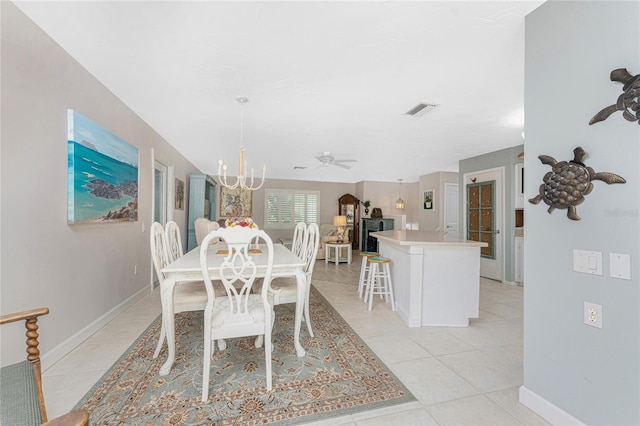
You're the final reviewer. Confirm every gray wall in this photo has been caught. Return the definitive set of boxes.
[1,3,201,366]
[524,1,639,424]
[459,145,523,283]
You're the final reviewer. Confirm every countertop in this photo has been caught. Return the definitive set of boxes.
[371,230,488,247]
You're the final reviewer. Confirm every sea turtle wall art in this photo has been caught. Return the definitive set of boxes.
[529,147,626,221]
[589,68,640,126]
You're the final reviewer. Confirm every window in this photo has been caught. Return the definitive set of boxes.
[265,189,319,229]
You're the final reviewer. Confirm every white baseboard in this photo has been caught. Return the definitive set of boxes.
[41,287,151,371]
[519,385,585,426]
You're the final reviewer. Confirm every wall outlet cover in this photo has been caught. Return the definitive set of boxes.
[584,301,603,329]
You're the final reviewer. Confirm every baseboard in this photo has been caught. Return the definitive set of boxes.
[519,386,585,425]
[41,286,151,371]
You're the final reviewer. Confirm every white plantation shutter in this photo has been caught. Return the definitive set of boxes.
[306,193,318,224]
[265,189,320,229]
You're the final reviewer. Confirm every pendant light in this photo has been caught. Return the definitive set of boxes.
[395,179,405,209]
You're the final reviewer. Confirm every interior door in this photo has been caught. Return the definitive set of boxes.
[444,183,459,238]
[464,168,503,281]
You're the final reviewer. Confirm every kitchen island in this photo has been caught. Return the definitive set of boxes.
[372,230,488,327]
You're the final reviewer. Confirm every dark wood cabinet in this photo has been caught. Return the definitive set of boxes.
[338,193,359,250]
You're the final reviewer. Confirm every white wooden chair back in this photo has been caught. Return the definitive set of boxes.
[291,222,307,257]
[194,217,209,245]
[164,221,183,263]
[150,222,170,281]
[199,227,274,324]
[303,223,320,275]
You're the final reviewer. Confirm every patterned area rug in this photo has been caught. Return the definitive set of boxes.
[75,286,415,425]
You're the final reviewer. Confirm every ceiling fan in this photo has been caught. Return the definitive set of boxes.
[315,152,357,169]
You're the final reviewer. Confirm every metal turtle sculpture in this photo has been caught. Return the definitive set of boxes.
[589,68,640,125]
[529,147,626,221]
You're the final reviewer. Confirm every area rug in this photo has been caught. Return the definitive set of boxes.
[74,286,415,425]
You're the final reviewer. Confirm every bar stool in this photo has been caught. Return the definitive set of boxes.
[365,256,395,311]
[358,251,378,299]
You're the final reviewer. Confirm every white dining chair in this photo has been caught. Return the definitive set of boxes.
[150,222,209,359]
[266,223,320,337]
[199,227,275,401]
[291,222,307,257]
[164,221,183,263]
[195,217,220,246]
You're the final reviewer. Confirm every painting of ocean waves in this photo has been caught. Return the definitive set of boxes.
[67,110,139,224]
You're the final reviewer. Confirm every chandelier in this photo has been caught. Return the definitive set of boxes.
[217,97,266,190]
[395,179,405,209]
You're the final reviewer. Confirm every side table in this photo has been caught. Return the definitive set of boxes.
[325,242,352,265]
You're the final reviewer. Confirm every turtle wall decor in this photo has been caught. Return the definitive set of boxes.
[589,68,639,126]
[529,147,626,221]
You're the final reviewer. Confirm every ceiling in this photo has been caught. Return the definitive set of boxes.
[14,1,543,183]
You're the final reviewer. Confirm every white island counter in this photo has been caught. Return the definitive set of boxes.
[372,230,488,327]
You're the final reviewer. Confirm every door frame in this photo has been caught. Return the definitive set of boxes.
[462,166,505,282]
[151,150,175,290]
[443,182,459,239]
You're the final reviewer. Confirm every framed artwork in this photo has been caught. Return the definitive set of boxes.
[220,186,253,217]
[423,189,435,210]
[175,178,185,210]
[67,109,139,224]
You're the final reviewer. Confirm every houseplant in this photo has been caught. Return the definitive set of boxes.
[361,199,371,215]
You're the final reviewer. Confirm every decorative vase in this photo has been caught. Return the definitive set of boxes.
[365,207,369,215]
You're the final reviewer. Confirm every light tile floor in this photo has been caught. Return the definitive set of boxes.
[43,254,549,425]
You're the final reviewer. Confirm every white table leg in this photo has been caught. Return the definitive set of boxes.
[348,246,352,264]
[159,278,176,376]
[325,244,329,264]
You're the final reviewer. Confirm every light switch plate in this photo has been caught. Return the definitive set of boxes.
[610,253,631,280]
[573,250,603,275]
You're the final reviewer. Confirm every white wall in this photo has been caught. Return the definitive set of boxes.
[210,178,420,243]
[358,180,419,226]
[523,1,639,424]
[222,178,355,242]
[418,172,458,231]
[0,3,201,366]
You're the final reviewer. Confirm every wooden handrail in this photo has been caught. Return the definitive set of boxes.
[0,307,49,325]
[1,307,50,422]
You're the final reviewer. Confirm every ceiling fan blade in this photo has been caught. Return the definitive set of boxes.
[335,159,357,163]
[333,162,351,169]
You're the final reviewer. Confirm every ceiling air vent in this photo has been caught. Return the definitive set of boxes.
[405,103,439,116]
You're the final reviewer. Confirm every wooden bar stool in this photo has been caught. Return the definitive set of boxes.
[365,256,395,311]
[358,251,378,299]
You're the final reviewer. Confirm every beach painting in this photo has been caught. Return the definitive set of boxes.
[67,110,139,224]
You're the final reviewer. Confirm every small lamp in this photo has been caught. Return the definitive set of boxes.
[333,215,347,243]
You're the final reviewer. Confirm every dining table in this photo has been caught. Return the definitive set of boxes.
[159,242,307,376]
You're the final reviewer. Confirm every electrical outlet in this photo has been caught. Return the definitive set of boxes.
[584,301,602,329]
